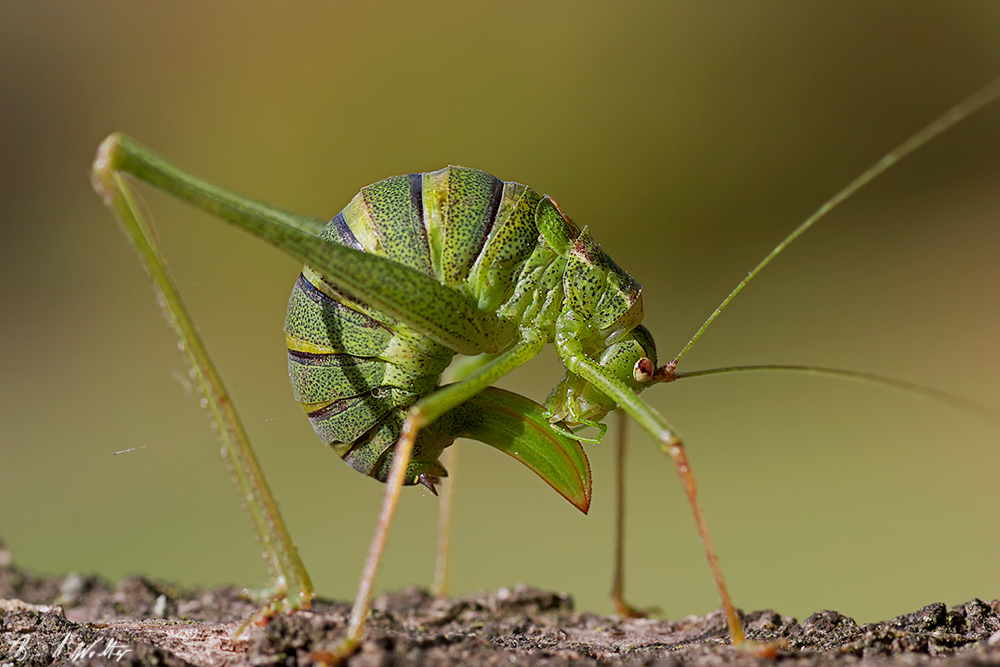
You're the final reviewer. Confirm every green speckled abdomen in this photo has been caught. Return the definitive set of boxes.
[284,166,547,483]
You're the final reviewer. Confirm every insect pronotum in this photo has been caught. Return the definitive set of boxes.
[90,77,1000,655]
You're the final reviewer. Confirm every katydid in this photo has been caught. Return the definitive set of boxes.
[90,76,1000,656]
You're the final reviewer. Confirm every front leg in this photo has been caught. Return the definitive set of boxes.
[557,340,745,645]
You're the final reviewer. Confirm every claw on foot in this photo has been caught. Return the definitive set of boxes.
[303,638,359,665]
[231,586,315,642]
[612,596,661,619]
[738,638,789,657]
[231,605,276,642]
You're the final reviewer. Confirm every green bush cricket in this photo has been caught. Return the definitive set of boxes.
[90,77,1000,655]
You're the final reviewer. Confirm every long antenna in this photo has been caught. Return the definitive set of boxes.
[660,364,1000,428]
[665,77,1000,373]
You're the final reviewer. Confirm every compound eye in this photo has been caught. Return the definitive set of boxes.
[633,357,655,383]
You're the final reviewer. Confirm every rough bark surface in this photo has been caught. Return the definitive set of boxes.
[2,542,998,667]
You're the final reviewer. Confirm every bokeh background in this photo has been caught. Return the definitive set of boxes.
[2,2,999,626]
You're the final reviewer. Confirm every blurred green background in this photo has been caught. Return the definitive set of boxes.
[2,2,999,626]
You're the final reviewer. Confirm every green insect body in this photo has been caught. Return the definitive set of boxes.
[93,80,1000,651]
[284,166,656,499]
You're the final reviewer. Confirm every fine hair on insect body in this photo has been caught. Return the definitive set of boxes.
[90,76,1000,656]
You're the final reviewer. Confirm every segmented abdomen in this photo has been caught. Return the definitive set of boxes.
[284,166,543,482]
